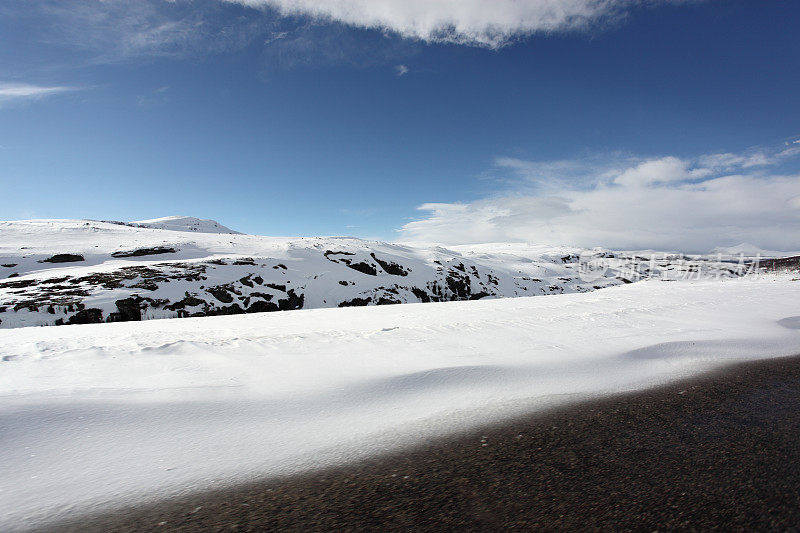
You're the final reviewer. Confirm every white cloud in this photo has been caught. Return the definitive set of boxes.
[399,147,800,252]
[230,0,686,48]
[0,83,74,104]
[698,147,800,170]
[613,156,693,187]
[394,64,409,76]
[492,155,615,189]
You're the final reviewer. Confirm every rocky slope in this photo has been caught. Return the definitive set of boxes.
[0,218,767,329]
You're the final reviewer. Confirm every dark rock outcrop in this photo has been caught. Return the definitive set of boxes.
[339,297,372,307]
[346,262,377,276]
[165,294,206,310]
[40,254,85,263]
[0,278,38,289]
[278,289,304,311]
[66,308,103,324]
[207,286,235,303]
[107,297,145,322]
[370,254,409,276]
[111,247,177,258]
[246,300,280,313]
[758,256,800,271]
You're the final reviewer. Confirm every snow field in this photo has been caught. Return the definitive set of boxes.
[1,276,799,530]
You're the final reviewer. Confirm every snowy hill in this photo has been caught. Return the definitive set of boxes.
[130,216,241,234]
[710,242,767,256]
[0,218,769,329]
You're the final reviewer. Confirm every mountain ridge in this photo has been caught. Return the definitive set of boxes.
[0,218,770,329]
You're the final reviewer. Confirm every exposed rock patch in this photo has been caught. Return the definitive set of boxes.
[339,297,372,307]
[759,256,800,271]
[111,247,177,258]
[370,254,409,276]
[66,308,103,325]
[40,254,85,264]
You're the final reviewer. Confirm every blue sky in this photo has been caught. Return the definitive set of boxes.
[1,0,799,250]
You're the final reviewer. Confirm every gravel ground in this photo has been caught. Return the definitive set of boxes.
[46,354,800,532]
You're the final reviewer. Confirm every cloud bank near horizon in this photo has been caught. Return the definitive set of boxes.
[399,145,800,252]
[229,0,688,48]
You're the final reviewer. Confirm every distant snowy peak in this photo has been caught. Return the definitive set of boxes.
[131,216,241,234]
[709,242,800,258]
[710,242,766,256]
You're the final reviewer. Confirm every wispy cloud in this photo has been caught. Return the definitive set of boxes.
[394,64,409,76]
[399,145,800,252]
[259,21,419,71]
[136,85,171,108]
[2,0,273,65]
[5,1,415,69]
[0,82,75,104]
[229,0,693,48]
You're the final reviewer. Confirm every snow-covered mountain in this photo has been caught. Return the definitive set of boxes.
[0,218,769,329]
[129,216,241,234]
[708,242,800,259]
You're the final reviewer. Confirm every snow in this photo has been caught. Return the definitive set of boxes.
[709,242,800,258]
[1,275,800,530]
[131,216,241,234]
[1,219,798,528]
[0,219,758,329]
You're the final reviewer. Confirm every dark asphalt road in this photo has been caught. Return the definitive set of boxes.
[47,354,800,532]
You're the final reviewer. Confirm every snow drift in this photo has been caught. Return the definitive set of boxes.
[1,276,799,530]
